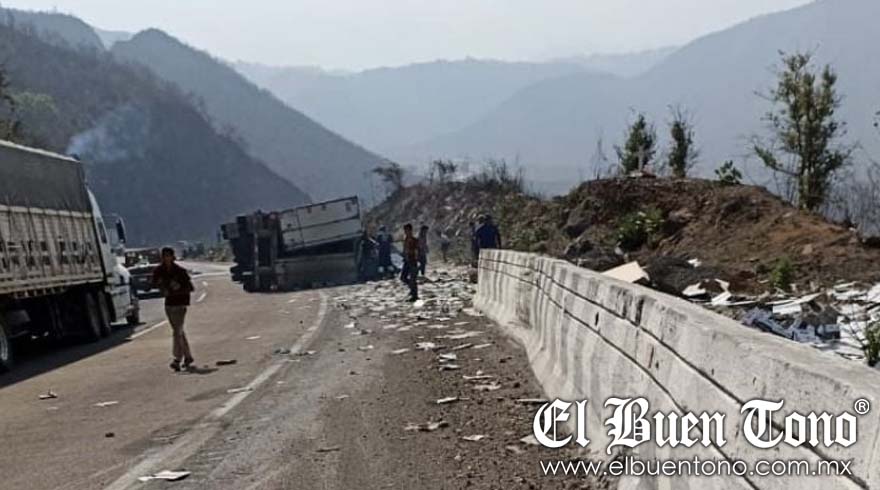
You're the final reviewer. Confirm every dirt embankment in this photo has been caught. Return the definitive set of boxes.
[366,177,880,294]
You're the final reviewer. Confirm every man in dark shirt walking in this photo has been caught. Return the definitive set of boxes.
[152,247,195,371]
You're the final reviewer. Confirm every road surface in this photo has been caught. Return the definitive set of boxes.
[0,263,605,489]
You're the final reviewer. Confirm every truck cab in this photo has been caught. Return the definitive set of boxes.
[89,191,140,326]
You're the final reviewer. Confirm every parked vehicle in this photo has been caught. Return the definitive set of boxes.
[124,247,163,295]
[0,140,139,371]
[221,196,365,291]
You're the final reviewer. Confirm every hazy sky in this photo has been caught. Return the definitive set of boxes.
[4,0,814,70]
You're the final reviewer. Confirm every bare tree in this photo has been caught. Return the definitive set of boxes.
[373,160,404,197]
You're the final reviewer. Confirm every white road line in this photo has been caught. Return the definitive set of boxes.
[104,291,328,490]
[127,320,168,340]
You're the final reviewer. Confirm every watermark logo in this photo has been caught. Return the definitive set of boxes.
[533,397,862,452]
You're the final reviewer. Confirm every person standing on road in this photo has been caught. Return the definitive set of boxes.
[376,225,395,278]
[469,221,479,267]
[152,247,195,372]
[417,224,429,276]
[401,224,419,302]
[474,214,502,262]
[437,229,451,263]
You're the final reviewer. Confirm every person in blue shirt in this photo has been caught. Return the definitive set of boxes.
[474,214,502,261]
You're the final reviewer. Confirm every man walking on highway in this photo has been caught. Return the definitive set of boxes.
[401,223,419,302]
[152,247,195,372]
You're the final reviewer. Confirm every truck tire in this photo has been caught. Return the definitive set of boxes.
[97,293,112,337]
[0,319,13,373]
[83,292,103,342]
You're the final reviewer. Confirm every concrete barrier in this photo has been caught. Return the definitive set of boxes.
[475,249,880,490]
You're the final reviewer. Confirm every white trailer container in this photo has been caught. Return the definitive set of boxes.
[278,196,362,252]
[222,196,366,291]
[0,140,139,371]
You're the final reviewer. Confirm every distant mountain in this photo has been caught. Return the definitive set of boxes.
[92,27,132,48]
[0,21,308,245]
[0,7,103,50]
[112,29,384,201]
[409,0,880,194]
[551,46,678,78]
[233,58,592,154]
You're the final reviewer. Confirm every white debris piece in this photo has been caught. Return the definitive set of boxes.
[404,420,448,432]
[603,261,650,284]
[439,331,482,340]
[391,348,411,355]
[94,401,119,408]
[473,383,502,392]
[137,470,191,482]
[415,342,440,351]
[462,435,488,442]
[436,396,460,405]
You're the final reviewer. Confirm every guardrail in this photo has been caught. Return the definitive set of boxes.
[475,249,880,490]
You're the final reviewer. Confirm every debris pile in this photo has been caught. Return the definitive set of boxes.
[681,267,880,364]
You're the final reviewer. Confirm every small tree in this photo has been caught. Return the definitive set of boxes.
[616,113,656,173]
[715,161,742,186]
[666,107,698,178]
[429,159,458,183]
[753,51,852,212]
[0,66,22,140]
[373,161,404,196]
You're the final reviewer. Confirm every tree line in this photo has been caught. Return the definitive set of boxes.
[614,50,873,228]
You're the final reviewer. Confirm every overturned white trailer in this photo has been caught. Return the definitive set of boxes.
[222,196,365,291]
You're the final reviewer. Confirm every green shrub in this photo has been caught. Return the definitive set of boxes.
[715,161,742,186]
[616,207,664,251]
[770,256,795,290]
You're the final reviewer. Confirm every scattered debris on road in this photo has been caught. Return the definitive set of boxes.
[226,387,253,394]
[435,396,461,405]
[94,401,119,408]
[404,420,449,432]
[137,470,191,482]
[462,435,488,442]
[38,391,58,400]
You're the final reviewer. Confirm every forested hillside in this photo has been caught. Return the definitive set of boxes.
[0,23,308,245]
[112,29,385,201]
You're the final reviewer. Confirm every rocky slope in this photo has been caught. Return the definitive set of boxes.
[367,176,880,294]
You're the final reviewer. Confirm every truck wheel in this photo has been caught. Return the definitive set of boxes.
[0,319,13,373]
[97,293,112,337]
[83,292,103,342]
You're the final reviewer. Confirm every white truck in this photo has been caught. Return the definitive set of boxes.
[0,140,139,371]
[221,196,366,291]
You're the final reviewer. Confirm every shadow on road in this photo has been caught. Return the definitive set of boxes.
[0,323,140,389]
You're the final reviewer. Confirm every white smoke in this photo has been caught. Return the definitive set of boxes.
[66,104,150,163]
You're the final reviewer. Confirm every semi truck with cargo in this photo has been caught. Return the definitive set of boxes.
[221,196,367,291]
[0,140,139,371]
